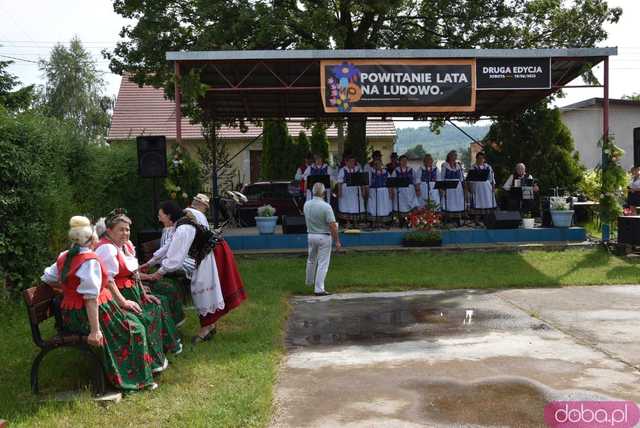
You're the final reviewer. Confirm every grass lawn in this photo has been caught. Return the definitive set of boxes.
[1,248,639,427]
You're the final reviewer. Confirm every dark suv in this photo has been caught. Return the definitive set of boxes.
[238,181,304,226]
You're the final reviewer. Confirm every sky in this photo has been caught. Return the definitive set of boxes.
[1,0,638,130]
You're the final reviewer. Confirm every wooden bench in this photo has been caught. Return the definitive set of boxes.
[22,284,106,395]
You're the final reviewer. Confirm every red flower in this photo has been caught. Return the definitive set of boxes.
[134,334,143,344]
[143,353,153,364]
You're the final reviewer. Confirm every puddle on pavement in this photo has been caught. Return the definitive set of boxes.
[417,378,550,427]
[286,295,518,348]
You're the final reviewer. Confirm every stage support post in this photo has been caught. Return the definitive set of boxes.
[601,57,610,242]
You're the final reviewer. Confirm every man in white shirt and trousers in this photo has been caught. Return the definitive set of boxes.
[304,182,342,296]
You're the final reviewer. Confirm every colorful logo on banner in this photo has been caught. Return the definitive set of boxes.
[327,62,362,112]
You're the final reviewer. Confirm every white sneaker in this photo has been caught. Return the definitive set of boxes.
[146,382,158,391]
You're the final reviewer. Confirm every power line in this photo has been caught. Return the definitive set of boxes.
[0,54,38,63]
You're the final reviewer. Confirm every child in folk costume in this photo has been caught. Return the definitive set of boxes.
[415,154,441,210]
[392,155,418,216]
[303,154,332,203]
[469,152,496,217]
[95,209,181,370]
[149,204,247,344]
[439,150,465,220]
[337,154,365,227]
[367,159,393,224]
[41,216,158,391]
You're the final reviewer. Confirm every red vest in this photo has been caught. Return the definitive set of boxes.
[56,251,112,310]
[96,238,136,289]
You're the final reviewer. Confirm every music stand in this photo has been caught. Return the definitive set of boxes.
[345,172,369,225]
[307,175,331,202]
[387,177,411,227]
[434,180,459,214]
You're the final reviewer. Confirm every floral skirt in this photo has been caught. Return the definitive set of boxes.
[62,300,155,391]
[149,277,185,326]
[121,284,180,360]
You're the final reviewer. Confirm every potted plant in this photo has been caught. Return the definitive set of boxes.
[255,204,277,234]
[402,207,443,247]
[521,211,535,229]
[549,197,574,228]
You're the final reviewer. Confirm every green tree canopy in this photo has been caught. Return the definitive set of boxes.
[107,0,621,164]
[40,37,112,140]
[482,101,584,195]
[0,59,34,112]
[310,123,330,162]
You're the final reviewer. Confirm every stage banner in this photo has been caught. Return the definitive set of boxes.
[477,58,551,90]
[320,59,476,113]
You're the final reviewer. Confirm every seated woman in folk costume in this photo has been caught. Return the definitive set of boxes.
[139,200,186,326]
[468,152,496,222]
[415,154,441,210]
[367,159,394,225]
[391,155,418,218]
[303,154,333,203]
[95,209,182,368]
[439,150,465,222]
[148,205,247,344]
[336,154,366,228]
[41,216,158,391]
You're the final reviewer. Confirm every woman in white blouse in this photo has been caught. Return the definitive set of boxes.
[139,200,186,326]
[41,216,158,390]
[148,209,226,343]
[95,209,181,368]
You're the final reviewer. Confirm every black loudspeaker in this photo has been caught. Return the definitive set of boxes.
[634,127,640,168]
[618,216,640,245]
[137,136,167,177]
[282,215,307,234]
[485,210,522,229]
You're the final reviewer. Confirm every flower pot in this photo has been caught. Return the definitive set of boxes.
[521,218,535,229]
[550,210,574,228]
[255,216,278,234]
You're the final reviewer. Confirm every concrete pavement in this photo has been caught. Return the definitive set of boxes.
[271,286,640,427]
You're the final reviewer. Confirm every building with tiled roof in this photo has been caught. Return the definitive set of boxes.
[109,76,396,184]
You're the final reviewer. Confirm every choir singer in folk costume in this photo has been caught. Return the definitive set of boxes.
[468,152,496,219]
[336,154,366,228]
[415,154,441,209]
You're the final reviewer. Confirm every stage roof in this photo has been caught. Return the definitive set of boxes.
[166,48,616,120]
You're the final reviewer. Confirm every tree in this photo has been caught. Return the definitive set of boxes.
[310,123,330,161]
[40,37,112,140]
[0,59,34,112]
[622,92,640,101]
[482,101,584,195]
[107,0,621,159]
[297,130,310,164]
[261,119,296,180]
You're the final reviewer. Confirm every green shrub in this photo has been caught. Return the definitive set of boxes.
[0,108,172,290]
